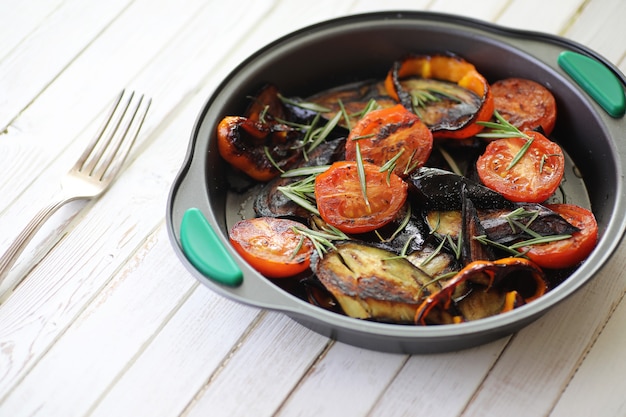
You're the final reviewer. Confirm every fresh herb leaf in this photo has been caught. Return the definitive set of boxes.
[477,111,533,170]
[306,111,342,153]
[355,143,371,211]
[277,173,320,215]
[278,93,331,113]
[293,224,349,257]
[337,98,351,131]
[264,146,285,174]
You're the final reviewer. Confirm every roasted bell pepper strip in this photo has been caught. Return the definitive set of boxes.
[414,257,547,325]
[385,54,494,139]
[217,116,302,181]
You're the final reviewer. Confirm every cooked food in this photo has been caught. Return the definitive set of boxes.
[384,54,494,139]
[314,160,408,234]
[476,130,565,203]
[345,104,433,178]
[490,77,557,135]
[229,217,315,278]
[217,52,598,325]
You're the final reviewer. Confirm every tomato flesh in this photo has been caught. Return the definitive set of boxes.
[521,204,598,269]
[476,130,564,203]
[229,217,314,278]
[491,78,557,136]
[345,104,433,177]
[315,161,408,234]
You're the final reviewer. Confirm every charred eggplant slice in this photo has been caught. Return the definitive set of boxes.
[384,54,494,139]
[304,80,398,129]
[315,241,441,323]
[397,78,483,131]
[425,203,579,245]
[409,167,513,210]
[254,138,345,218]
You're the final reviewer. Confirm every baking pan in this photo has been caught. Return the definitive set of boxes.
[166,11,626,353]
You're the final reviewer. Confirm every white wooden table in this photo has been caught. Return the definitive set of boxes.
[1,1,625,416]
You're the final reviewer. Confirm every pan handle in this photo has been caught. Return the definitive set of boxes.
[179,207,243,287]
[558,51,625,118]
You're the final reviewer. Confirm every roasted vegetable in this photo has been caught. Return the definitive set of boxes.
[476,130,565,203]
[425,204,579,245]
[385,54,494,139]
[408,167,513,211]
[414,257,547,324]
[229,217,315,278]
[520,204,598,269]
[490,78,557,136]
[345,104,433,177]
[220,52,598,326]
[315,241,441,323]
[314,160,408,234]
[217,116,303,181]
[254,138,345,219]
[305,80,397,129]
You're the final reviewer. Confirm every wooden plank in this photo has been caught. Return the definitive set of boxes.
[564,0,626,63]
[0,228,201,416]
[0,0,133,129]
[350,0,431,13]
[87,281,260,417]
[550,261,626,417]
[0,0,65,59]
[0,0,262,290]
[0,0,204,215]
[429,0,507,21]
[497,0,586,34]
[275,343,408,417]
[182,312,330,417]
[367,339,507,416]
[0,0,275,402]
[459,245,626,416]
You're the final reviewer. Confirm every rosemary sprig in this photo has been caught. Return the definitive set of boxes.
[306,111,342,153]
[540,153,561,173]
[379,148,405,184]
[355,143,371,212]
[380,205,412,243]
[477,111,533,170]
[436,145,463,176]
[473,233,572,257]
[416,270,459,298]
[277,173,320,215]
[403,149,420,176]
[411,86,463,108]
[277,93,331,113]
[258,104,270,124]
[264,146,285,174]
[293,224,349,257]
[503,207,541,238]
[354,99,381,119]
[281,165,330,178]
[337,98,351,131]
[419,236,447,267]
[447,233,463,260]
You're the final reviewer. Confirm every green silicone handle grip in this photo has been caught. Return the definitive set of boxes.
[558,51,625,118]
[180,208,243,287]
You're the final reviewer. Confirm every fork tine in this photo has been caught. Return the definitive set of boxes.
[74,90,126,173]
[81,91,136,177]
[94,94,151,181]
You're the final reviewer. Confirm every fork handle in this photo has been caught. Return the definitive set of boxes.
[0,198,71,287]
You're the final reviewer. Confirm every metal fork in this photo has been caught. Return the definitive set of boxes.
[0,90,151,287]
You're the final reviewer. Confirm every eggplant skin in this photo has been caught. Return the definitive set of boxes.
[315,241,439,323]
[254,138,345,219]
[409,167,513,211]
